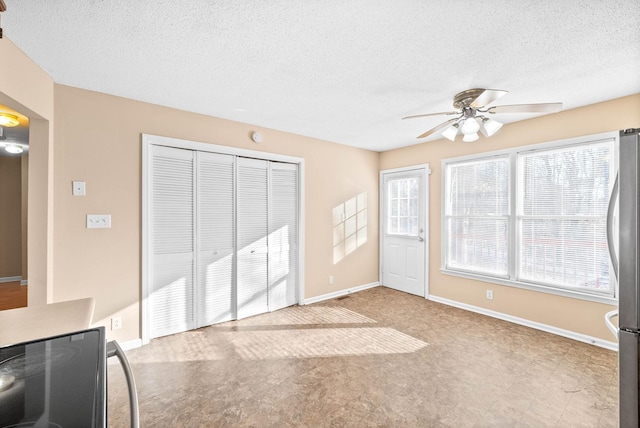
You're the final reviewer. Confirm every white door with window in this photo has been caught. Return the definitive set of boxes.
[380,166,430,297]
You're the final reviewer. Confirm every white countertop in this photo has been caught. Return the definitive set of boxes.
[0,298,95,347]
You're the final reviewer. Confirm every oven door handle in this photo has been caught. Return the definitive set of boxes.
[107,340,140,428]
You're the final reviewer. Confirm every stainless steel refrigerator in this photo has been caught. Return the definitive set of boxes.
[608,128,640,427]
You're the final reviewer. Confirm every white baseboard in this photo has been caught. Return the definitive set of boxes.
[303,281,380,305]
[0,276,22,284]
[117,338,143,351]
[20,280,27,286]
[429,295,618,352]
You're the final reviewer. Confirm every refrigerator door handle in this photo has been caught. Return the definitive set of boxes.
[604,309,618,339]
[606,173,619,281]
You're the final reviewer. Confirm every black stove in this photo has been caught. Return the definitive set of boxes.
[0,328,106,428]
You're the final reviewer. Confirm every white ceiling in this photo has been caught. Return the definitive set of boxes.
[3,1,640,152]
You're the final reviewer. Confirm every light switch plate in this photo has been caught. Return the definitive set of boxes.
[87,214,111,229]
[72,181,86,196]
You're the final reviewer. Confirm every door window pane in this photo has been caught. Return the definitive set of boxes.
[387,178,419,236]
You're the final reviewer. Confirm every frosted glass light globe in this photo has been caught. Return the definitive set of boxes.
[461,117,480,135]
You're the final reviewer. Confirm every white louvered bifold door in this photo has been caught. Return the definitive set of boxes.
[269,162,298,311]
[149,146,196,339]
[196,152,235,327]
[236,157,269,319]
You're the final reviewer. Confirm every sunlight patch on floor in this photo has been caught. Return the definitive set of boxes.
[222,327,428,360]
[229,306,377,326]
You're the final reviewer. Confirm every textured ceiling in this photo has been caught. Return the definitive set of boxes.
[3,1,640,151]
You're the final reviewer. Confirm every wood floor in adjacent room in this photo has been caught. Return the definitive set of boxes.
[0,281,27,311]
[107,286,618,427]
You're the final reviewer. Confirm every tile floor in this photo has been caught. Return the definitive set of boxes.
[107,286,618,427]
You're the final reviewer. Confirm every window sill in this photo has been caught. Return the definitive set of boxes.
[440,268,617,306]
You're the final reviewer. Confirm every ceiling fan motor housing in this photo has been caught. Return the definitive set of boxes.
[453,88,486,109]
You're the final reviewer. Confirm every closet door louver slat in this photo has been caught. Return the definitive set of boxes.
[269,163,298,311]
[150,146,196,338]
[196,152,235,327]
[236,158,270,319]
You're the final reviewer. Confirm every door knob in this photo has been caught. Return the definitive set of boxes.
[418,237,424,242]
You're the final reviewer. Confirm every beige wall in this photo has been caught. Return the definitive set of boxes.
[53,84,380,342]
[0,38,54,305]
[0,156,23,277]
[380,93,640,342]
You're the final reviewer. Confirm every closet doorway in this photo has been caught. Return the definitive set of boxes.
[142,135,304,343]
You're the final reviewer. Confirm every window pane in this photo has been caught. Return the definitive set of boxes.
[517,139,614,294]
[400,198,408,216]
[409,179,418,198]
[409,218,418,235]
[519,218,609,291]
[387,177,419,236]
[391,199,399,216]
[447,157,509,216]
[399,180,408,198]
[410,198,418,217]
[519,143,612,216]
[390,181,398,198]
[447,218,509,275]
[390,218,399,233]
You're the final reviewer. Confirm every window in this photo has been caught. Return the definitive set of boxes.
[442,133,617,301]
[517,142,613,292]
[445,157,510,276]
[387,178,419,236]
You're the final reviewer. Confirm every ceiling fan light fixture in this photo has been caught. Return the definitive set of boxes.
[405,88,562,143]
[0,113,19,127]
[462,132,479,143]
[480,118,503,137]
[441,123,459,141]
[460,117,480,135]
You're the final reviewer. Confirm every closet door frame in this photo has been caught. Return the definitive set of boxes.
[142,134,305,345]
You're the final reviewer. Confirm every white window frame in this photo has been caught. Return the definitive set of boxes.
[441,131,618,305]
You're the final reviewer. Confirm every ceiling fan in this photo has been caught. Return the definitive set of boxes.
[403,88,562,142]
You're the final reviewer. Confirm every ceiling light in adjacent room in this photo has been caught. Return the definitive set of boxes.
[0,113,19,127]
[4,144,24,154]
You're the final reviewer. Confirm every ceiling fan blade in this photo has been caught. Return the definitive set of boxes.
[469,89,508,108]
[488,102,563,114]
[402,111,459,120]
[417,118,459,139]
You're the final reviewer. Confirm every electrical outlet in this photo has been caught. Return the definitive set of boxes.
[486,290,494,300]
[111,316,122,330]
[329,275,334,285]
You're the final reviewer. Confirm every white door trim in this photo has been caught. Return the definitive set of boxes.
[379,164,431,298]
[142,134,305,344]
